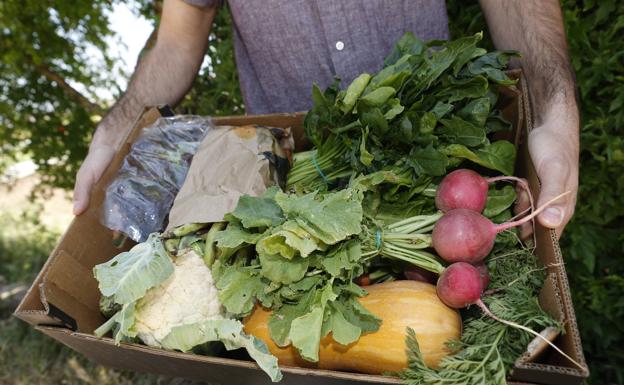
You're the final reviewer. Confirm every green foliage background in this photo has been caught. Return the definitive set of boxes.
[0,0,623,384]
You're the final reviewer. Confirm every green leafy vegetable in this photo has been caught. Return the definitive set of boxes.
[214,221,264,249]
[214,266,265,315]
[340,73,372,113]
[288,32,518,194]
[275,189,363,245]
[94,302,137,343]
[483,185,517,218]
[259,252,309,284]
[232,187,285,228]
[212,184,449,361]
[93,233,174,305]
[161,318,283,382]
[441,141,516,175]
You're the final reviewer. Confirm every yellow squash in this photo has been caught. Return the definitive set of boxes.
[243,280,461,374]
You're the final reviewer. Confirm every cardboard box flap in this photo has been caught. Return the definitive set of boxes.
[41,250,104,333]
[508,74,589,382]
[36,326,551,385]
[537,273,565,326]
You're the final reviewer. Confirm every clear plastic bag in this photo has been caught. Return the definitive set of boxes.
[102,115,213,242]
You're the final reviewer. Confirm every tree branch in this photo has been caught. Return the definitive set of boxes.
[34,63,105,116]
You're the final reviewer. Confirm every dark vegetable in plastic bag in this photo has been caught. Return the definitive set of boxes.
[102,116,213,241]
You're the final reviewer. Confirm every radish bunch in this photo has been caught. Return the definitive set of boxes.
[429,169,581,369]
[431,168,568,306]
[432,192,568,306]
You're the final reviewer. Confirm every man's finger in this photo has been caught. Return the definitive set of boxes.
[72,146,116,216]
[73,165,94,215]
[514,183,533,240]
[535,159,571,229]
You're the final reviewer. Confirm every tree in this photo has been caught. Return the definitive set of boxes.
[0,0,241,189]
[1,1,117,188]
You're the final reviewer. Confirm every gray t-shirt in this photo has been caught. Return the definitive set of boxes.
[187,0,450,114]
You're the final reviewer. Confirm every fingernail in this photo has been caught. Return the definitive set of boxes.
[541,207,563,227]
[73,201,82,215]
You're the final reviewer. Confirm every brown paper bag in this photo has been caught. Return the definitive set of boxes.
[166,125,290,230]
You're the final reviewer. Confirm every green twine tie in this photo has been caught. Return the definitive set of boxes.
[311,152,329,184]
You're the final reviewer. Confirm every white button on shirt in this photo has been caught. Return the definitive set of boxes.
[335,41,345,51]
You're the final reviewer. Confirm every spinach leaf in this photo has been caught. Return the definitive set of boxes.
[441,140,516,174]
[483,185,517,218]
[438,116,487,147]
[408,145,450,176]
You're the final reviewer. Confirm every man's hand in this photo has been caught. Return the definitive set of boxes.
[480,0,579,237]
[514,105,579,239]
[72,0,216,215]
[73,144,117,215]
[528,104,579,238]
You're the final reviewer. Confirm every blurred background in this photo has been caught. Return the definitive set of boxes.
[0,1,622,384]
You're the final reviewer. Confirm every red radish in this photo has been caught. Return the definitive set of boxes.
[432,192,569,263]
[436,262,483,308]
[404,266,438,284]
[436,169,489,212]
[435,169,534,214]
[355,274,371,286]
[474,262,490,289]
[436,262,584,370]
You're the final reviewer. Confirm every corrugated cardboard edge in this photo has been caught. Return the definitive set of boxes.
[508,73,589,384]
[519,273,564,363]
[36,326,403,385]
[30,326,543,385]
[213,112,308,151]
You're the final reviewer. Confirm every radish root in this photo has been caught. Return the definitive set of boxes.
[476,299,585,371]
[495,191,571,232]
[487,175,537,245]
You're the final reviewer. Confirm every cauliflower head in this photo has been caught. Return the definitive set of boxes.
[133,249,224,347]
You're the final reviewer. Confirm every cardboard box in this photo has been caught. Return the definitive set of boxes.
[15,72,589,384]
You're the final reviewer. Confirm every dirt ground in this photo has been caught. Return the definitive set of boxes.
[0,174,74,232]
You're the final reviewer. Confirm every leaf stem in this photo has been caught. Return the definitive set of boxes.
[204,222,225,268]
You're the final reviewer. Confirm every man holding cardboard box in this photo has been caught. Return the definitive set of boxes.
[73,0,579,238]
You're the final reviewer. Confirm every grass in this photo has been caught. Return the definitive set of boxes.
[0,209,211,385]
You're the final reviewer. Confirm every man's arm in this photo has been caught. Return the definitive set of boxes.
[480,0,579,238]
[73,0,216,215]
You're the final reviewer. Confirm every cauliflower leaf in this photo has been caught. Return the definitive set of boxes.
[161,318,282,382]
[94,233,174,305]
[94,302,137,343]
